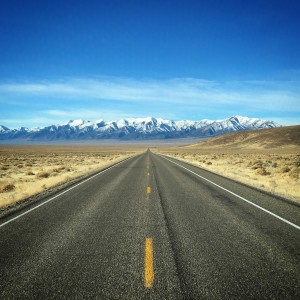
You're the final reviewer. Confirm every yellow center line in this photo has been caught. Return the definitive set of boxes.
[144,238,154,288]
[147,186,151,194]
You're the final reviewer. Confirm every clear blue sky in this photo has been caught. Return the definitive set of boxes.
[0,0,299,128]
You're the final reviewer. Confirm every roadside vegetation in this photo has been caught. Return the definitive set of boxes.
[158,152,300,202]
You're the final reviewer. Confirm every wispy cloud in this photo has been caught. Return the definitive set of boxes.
[0,76,299,108]
[0,76,299,127]
[0,77,220,103]
[0,117,63,128]
[44,109,134,121]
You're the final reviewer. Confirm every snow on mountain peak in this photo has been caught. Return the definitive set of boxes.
[67,119,89,127]
[94,119,104,124]
[0,125,10,132]
[229,115,255,122]
[126,117,154,124]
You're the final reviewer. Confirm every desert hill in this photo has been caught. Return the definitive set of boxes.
[184,125,300,151]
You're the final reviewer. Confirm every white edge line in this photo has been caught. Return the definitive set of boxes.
[159,154,300,230]
[0,156,133,229]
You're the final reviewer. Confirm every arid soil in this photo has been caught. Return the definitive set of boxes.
[0,145,142,208]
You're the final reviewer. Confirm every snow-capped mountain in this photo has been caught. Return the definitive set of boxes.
[0,116,280,141]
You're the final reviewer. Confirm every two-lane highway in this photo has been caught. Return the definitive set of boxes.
[0,150,299,299]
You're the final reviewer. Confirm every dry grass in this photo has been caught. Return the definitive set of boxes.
[0,145,142,208]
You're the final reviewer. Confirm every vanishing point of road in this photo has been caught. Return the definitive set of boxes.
[0,150,299,299]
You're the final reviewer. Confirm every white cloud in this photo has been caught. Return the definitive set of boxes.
[5,78,300,102]
[0,76,299,109]
[43,109,135,121]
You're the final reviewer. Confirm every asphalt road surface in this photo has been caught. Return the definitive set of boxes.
[0,150,299,299]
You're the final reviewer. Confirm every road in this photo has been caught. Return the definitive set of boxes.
[0,150,299,299]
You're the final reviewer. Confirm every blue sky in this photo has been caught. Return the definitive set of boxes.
[0,0,299,128]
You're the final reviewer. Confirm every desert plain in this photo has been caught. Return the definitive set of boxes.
[0,145,142,209]
[0,125,299,210]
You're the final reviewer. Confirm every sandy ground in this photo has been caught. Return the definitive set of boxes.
[154,149,300,204]
[0,145,143,208]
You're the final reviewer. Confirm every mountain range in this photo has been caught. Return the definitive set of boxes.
[0,116,280,141]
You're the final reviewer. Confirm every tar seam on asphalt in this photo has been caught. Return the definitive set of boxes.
[151,155,191,300]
